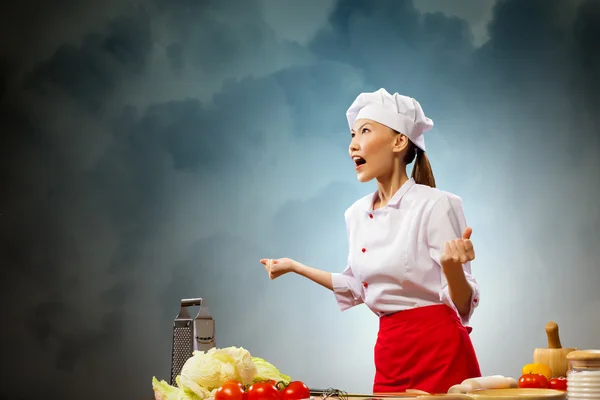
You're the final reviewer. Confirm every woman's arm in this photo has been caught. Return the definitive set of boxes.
[261,208,364,310]
[261,257,363,310]
[292,261,333,291]
[442,261,473,318]
[295,261,364,311]
[428,195,480,324]
[441,226,477,318]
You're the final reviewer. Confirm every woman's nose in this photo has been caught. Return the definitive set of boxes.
[349,139,359,152]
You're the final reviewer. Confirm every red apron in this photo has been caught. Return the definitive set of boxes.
[373,304,481,394]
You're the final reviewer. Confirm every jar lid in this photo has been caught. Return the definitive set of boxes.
[567,349,600,362]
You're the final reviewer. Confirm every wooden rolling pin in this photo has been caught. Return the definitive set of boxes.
[533,321,578,377]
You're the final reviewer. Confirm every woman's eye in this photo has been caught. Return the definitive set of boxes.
[351,133,355,138]
[362,128,369,133]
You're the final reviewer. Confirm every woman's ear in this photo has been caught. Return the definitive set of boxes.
[392,133,410,154]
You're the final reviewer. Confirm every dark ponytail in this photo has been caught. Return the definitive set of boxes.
[403,141,436,188]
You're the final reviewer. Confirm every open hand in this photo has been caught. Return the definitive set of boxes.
[259,258,296,280]
[440,227,475,270]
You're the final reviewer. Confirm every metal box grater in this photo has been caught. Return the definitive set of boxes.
[170,298,215,386]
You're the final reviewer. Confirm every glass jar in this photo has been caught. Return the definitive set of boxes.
[567,350,600,400]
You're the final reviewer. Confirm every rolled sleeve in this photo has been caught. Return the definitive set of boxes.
[439,276,480,325]
[428,195,481,325]
[332,264,364,311]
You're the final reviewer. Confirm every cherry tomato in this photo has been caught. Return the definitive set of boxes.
[215,381,246,400]
[548,377,567,391]
[518,373,549,389]
[247,382,281,400]
[281,381,310,400]
[223,380,244,388]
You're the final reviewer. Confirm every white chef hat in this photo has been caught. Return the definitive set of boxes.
[346,88,434,152]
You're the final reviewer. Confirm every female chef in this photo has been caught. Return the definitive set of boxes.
[260,88,482,394]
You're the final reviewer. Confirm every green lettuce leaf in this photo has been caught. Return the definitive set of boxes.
[252,357,291,385]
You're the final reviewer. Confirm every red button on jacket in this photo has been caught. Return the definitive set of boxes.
[361,248,366,253]
[369,213,373,219]
[363,282,368,288]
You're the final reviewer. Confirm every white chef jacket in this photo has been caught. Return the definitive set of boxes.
[331,178,480,325]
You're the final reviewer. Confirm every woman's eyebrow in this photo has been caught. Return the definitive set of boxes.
[351,122,370,133]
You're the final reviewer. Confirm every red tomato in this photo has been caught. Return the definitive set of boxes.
[281,381,310,400]
[247,382,281,400]
[548,377,567,391]
[223,380,244,388]
[518,374,549,389]
[215,381,246,400]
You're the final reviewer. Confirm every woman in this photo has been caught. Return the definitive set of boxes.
[260,88,482,394]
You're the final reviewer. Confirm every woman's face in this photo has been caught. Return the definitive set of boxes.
[349,119,408,182]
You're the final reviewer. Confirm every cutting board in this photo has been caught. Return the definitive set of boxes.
[311,394,471,400]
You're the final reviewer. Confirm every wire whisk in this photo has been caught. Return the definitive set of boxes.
[321,387,348,400]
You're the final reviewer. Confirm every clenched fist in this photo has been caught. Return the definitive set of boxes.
[259,258,297,280]
[440,227,476,270]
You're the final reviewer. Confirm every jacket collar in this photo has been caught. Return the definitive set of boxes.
[366,178,415,212]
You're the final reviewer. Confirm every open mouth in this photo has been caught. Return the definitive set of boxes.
[353,156,366,168]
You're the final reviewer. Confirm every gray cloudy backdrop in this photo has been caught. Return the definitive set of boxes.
[1,0,599,399]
